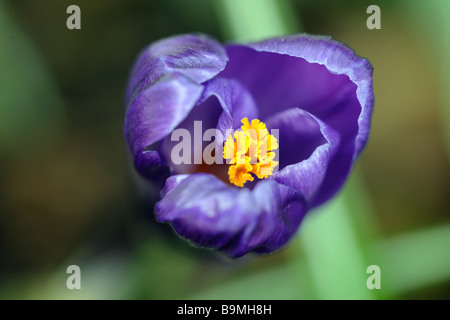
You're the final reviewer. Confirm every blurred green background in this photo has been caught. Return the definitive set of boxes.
[0,0,449,300]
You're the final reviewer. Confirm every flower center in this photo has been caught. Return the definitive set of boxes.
[223,118,279,187]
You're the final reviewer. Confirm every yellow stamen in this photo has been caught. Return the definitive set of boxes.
[255,160,279,179]
[228,162,254,187]
[224,118,279,187]
[241,117,267,132]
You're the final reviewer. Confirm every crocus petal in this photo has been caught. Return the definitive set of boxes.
[219,34,373,159]
[155,173,306,258]
[198,77,259,136]
[124,73,203,177]
[160,77,259,172]
[267,107,340,206]
[219,34,373,207]
[125,33,228,103]
[158,91,224,174]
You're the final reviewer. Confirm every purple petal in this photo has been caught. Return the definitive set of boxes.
[219,34,373,159]
[126,33,228,104]
[159,77,259,173]
[158,90,223,174]
[267,108,340,205]
[155,173,306,258]
[198,77,259,135]
[124,73,203,177]
[218,34,373,207]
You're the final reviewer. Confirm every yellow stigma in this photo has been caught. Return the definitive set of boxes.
[223,117,279,187]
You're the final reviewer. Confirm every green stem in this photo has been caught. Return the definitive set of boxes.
[298,171,379,299]
[214,0,300,42]
[374,224,450,296]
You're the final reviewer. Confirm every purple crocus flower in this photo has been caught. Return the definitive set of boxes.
[124,33,374,258]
